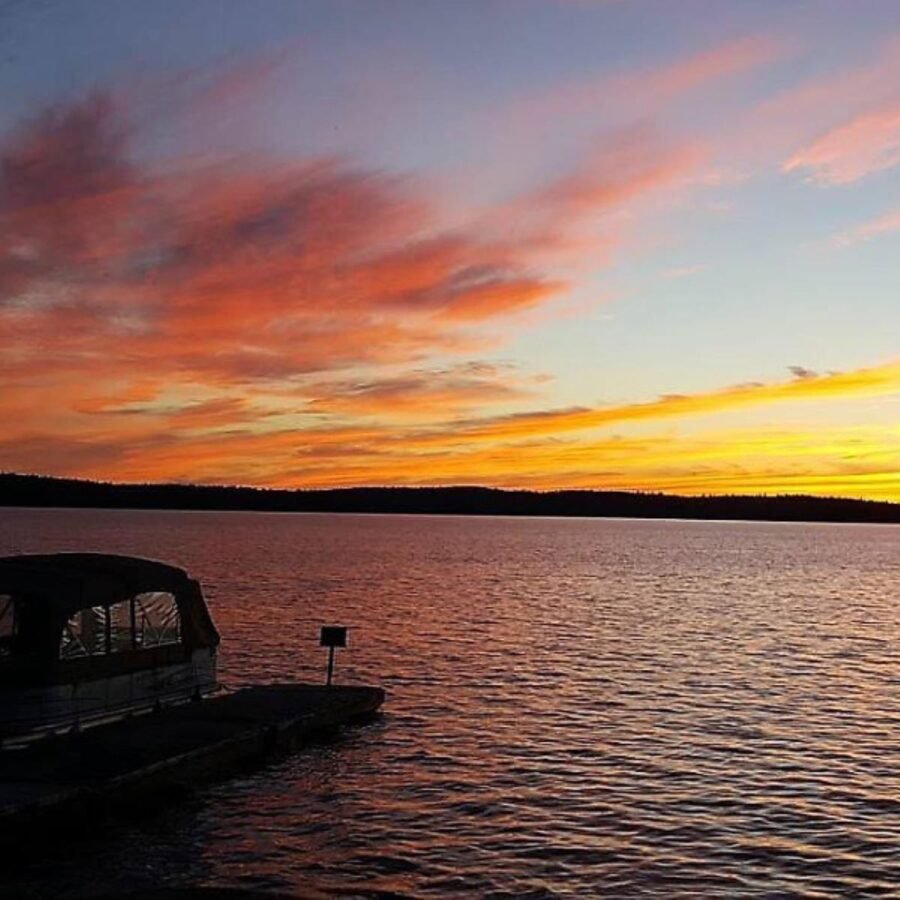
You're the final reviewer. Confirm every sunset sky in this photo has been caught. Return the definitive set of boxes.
[2,0,899,499]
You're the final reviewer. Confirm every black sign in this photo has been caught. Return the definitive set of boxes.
[320,625,348,648]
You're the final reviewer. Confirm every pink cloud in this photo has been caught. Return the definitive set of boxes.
[784,102,900,184]
[662,263,708,279]
[766,33,900,123]
[832,206,900,247]
[724,33,900,176]
[476,125,703,275]
[446,31,778,222]
[502,34,780,138]
[527,127,702,220]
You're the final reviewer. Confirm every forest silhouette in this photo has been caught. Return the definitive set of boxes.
[2,473,899,524]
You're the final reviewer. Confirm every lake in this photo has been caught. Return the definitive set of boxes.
[3,508,900,897]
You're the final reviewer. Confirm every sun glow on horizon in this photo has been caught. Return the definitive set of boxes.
[1,2,899,501]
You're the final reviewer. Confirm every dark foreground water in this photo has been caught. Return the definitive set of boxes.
[3,508,900,898]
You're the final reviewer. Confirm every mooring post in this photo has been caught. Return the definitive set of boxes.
[320,625,348,687]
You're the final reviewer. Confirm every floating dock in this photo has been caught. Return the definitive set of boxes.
[0,683,385,837]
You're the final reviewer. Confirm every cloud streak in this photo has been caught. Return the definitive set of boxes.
[0,82,701,413]
[784,102,900,184]
[0,95,565,388]
[831,206,900,247]
[501,34,780,141]
[428,362,900,446]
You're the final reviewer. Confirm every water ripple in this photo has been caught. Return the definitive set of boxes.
[3,510,900,897]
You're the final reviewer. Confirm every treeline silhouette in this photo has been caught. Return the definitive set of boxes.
[2,472,899,524]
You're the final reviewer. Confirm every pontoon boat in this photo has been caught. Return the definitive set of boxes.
[0,553,220,741]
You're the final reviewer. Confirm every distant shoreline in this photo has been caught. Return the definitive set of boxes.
[2,472,899,525]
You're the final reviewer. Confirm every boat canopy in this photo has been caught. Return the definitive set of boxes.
[0,553,220,660]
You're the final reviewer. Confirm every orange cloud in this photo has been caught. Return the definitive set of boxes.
[304,363,541,418]
[4,359,898,502]
[429,362,900,445]
[0,100,563,406]
[1,86,699,474]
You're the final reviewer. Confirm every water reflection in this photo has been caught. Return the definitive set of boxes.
[2,510,900,896]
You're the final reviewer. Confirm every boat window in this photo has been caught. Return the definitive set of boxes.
[60,606,107,659]
[108,599,134,653]
[59,592,182,659]
[0,594,16,657]
[134,592,181,648]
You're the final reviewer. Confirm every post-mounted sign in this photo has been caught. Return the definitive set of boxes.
[320,625,348,685]
[320,626,348,648]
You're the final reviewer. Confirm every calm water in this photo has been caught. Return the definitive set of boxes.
[3,508,900,898]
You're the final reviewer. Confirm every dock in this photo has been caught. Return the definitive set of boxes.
[0,683,385,838]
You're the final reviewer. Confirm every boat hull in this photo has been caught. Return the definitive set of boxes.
[0,648,217,741]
